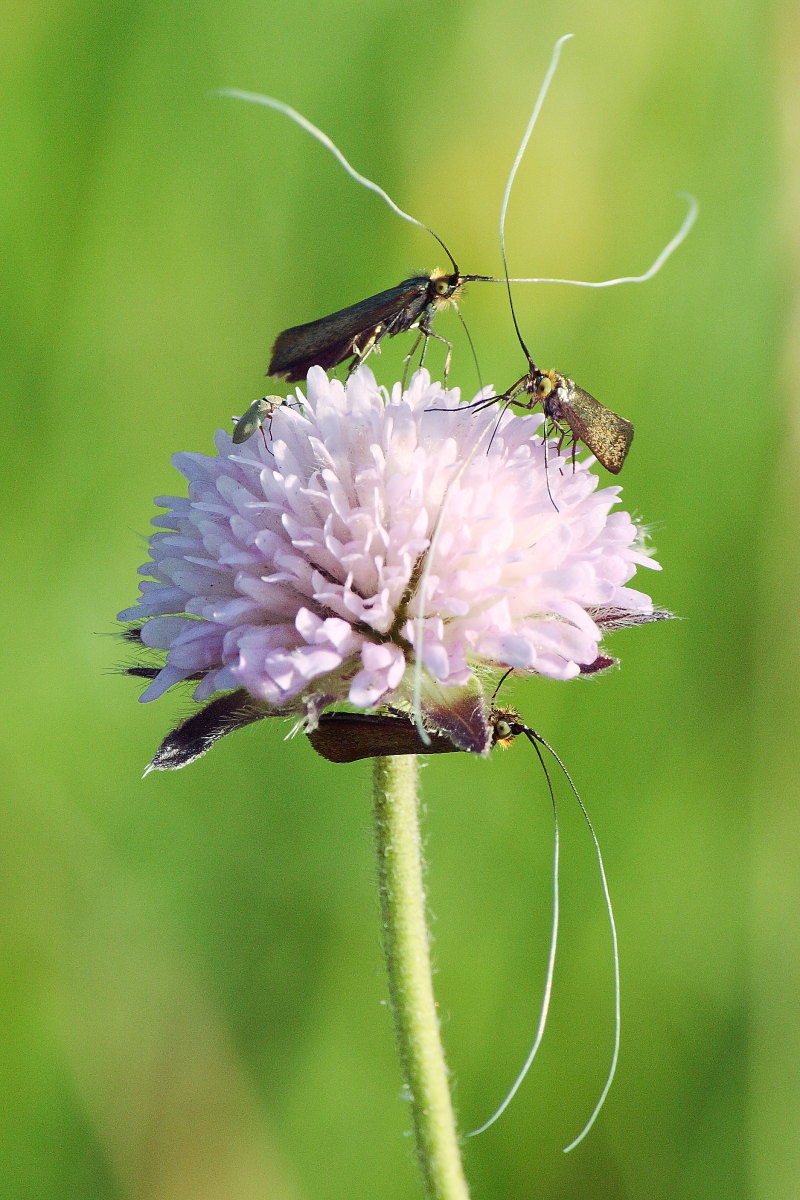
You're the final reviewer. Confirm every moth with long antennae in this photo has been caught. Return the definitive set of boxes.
[215,77,695,422]
[478,36,697,472]
[124,654,618,1150]
[466,364,636,475]
[214,87,518,386]
[215,82,648,393]
[408,36,695,733]
[307,706,618,1152]
[306,706,519,762]
[268,268,473,384]
[469,195,698,475]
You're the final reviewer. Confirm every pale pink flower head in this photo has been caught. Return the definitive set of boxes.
[119,367,665,768]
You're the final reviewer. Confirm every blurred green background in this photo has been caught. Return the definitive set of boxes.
[2,1,795,1197]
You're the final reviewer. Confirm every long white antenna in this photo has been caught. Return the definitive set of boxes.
[465,729,621,1151]
[410,35,574,735]
[505,192,699,287]
[543,736,620,1154]
[214,88,457,272]
[467,734,560,1136]
[498,33,574,288]
[215,82,697,297]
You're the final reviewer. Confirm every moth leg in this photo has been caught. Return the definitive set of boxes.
[552,424,570,475]
[400,327,425,391]
[347,324,384,375]
[421,325,453,382]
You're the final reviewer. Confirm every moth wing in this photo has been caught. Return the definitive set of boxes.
[269,278,431,381]
[307,711,459,763]
[147,690,274,771]
[562,381,634,475]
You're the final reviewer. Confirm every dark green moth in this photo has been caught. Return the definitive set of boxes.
[306,708,522,763]
[268,264,503,384]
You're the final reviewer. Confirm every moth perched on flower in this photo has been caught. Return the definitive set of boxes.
[119,366,667,770]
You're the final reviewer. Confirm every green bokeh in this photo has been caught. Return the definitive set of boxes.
[2,2,793,1198]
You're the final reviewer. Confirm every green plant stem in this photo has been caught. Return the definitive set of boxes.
[372,755,471,1200]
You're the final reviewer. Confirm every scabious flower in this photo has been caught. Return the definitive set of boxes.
[119,366,665,768]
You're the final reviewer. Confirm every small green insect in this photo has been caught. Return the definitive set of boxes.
[232,395,292,446]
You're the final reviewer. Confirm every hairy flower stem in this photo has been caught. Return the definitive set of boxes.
[372,755,471,1200]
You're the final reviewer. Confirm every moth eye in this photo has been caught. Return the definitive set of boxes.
[536,377,554,399]
[494,719,512,741]
[434,277,451,296]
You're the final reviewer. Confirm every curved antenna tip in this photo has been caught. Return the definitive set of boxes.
[677,191,700,224]
[506,191,699,289]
